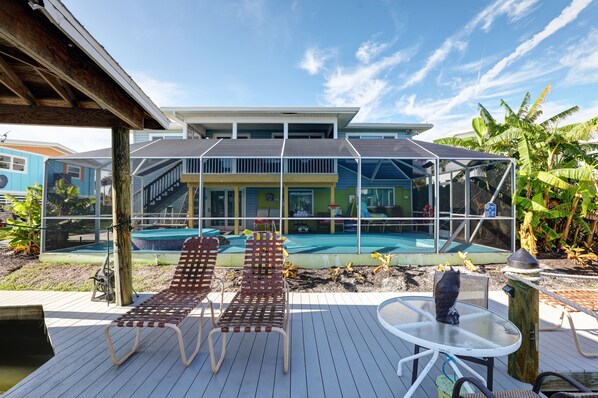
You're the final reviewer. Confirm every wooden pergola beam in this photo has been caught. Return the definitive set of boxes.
[0,104,127,128]
[0,54,37,105]
[36,68,78,108]
[0,0,144,129]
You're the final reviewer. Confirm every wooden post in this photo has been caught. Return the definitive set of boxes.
[188,184,194,228]
[330,185,335,234]
[234,185,239,234]
[507,277,539,382]
[284,186,289,234]
[111,127,133,306]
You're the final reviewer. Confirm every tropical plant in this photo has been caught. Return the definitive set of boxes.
[1,184,42,255]
[371,252,397,274]
[45,178,94,248]
[435,84,598,254]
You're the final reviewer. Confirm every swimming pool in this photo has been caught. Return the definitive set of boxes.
[131,228,220,250]
[51,231,503,254]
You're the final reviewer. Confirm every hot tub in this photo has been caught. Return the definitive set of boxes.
[131,228,220,251]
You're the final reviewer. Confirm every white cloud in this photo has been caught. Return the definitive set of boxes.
[356,40,390,64]
[323,49,412,120]
[404,39,467,88]
[439,0,592,115]
[298,47,334,76]
[507,0,541,22]
[404,0,526,88]
[561,29,598,85]
[130,71,186,107]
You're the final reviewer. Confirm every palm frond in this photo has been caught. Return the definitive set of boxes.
[478,103,498,131]
[540,106,579,128]
[551,168,594,182]
[515,196,549,212]
[536,171,571,190]
[517,92,531,118]
[526,84,551,122]
[433,137,479,150]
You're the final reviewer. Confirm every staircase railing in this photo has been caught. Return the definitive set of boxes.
[143,161,182,212]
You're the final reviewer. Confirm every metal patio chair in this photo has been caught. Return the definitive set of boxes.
[208,231,290,373]
[452,371,592,397]
[413,272,495,389]
[104,236,220,366]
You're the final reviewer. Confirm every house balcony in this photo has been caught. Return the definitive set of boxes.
[184,158,336,174]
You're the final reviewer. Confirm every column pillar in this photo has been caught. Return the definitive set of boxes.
[111,127,133,306]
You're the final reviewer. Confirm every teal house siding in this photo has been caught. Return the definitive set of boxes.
[0,147,44,194]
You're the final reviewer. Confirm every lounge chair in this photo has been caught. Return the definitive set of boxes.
[451,371,592,397]
[104,236,220,366]
[539,289,598,358]
[208,231,290,373]
[360,202,387,232]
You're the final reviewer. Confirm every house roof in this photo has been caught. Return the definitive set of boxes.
[0,139,74,156]
[161,107,361,129]
[55,138,508,162]
[0,0,168,130]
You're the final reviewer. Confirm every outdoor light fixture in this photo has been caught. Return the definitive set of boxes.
[502,284,515,298]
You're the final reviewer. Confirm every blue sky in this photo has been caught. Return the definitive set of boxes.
[6,0,598,151]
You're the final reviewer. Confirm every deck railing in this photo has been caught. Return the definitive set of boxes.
[185,158,335,174]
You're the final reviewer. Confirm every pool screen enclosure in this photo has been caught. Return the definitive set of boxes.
[43,138,515,255]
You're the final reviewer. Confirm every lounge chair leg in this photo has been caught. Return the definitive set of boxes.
[276,328,289,374]
[105,325,142,366]
[540,311,565,331]
[564,311,598,358]
[208,329,227,373]
[167,305,206,367]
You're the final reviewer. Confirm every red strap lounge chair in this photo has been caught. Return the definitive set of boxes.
[104,236,220,366]
[539,289,598,358]
[208,232,290,373]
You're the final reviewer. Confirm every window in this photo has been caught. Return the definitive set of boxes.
[346,133,398,139]
[271,133,324,139]
[361,188,394,207]
[0,154,27,173]
[289,190,314,216]
[67,165,82,179]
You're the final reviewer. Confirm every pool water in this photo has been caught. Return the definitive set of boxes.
[53,232,502,254]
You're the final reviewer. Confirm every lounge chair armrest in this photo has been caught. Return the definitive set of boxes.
[452,377,495,398]
[532,372,591,393]
[212,276,226,313]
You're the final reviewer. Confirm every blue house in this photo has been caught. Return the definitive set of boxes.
[0,139,93,205]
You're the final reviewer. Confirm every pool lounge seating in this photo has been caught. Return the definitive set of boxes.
[539,289,598,358]
[360,202,388,232]
[208,231,290,373]
[104,236,220,366]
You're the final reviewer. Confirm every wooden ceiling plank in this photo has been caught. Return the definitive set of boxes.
[0,0,144,129]
[0,54,37,105]
[0,104,127,128]
[36,68,78,108]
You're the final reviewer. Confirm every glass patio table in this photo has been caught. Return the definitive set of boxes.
[377,296,521,398]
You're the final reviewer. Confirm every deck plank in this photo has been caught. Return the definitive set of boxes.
[1,291,596,398]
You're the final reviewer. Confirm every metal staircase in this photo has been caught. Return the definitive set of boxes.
[143,161,186,214]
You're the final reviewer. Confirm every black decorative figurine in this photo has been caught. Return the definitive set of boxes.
[434,268,460,324]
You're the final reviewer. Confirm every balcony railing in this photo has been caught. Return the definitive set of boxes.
[186,158,335,174]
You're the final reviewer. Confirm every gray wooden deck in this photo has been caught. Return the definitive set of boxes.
[1,290,596,398]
